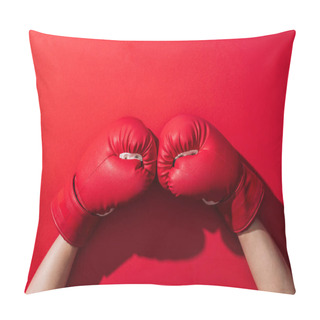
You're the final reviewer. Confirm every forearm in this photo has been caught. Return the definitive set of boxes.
[238,218,295,294]
[26,235,79,294]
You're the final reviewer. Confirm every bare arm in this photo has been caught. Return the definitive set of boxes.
[237,218,295,294]
[26,235,79,294]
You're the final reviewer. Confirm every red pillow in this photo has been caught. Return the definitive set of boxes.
[26,30,295,291]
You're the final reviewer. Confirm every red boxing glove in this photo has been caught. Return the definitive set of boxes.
[52,117,157,247]
[157,114,264,233]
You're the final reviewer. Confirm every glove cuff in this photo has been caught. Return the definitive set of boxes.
[51,176,100,247]
[217,163,264,233]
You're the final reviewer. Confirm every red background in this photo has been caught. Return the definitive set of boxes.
[26,30,295,290]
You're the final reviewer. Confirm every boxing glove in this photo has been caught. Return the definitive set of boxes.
[51,117,157,247]
[157,114,264,233]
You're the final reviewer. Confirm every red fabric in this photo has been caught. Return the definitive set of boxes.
[26,30,295,291]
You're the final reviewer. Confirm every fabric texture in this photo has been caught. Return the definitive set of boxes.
[27,30,295,290]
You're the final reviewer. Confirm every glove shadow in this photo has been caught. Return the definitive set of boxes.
[67,182,233,286]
